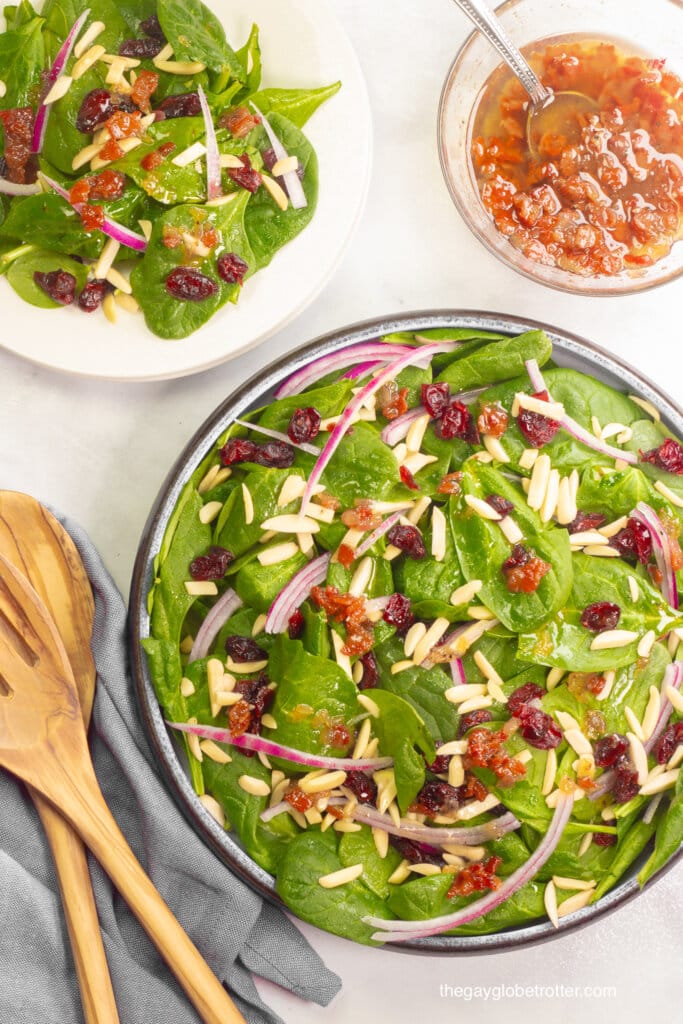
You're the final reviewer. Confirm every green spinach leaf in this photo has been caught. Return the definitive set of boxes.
[6,247,87,307]
[368,690,435,812]
[157,0,245,81]
[248,83,341,128]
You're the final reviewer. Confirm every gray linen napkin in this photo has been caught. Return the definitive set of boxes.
[0,514,341,1024]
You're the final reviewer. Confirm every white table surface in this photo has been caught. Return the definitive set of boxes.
[1,1,681,1021]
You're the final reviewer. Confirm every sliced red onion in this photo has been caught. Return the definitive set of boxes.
[423,622,470,672]
[381,407,426,446]
[188,588,242,663]
[232,417,318,457]
[32,8,91,154]
[525,358,549,395]
[300,344,453,511]
[343,360,384,381]
[559,413,637,464]
[364,791,575,942]
[274,343,427,399]
[631,502,678,610]
[197,84,221,201]
[168,720,393,770]
[251,102,307,210]
[0,178,41,195]
[451,658,467,686]
[353,511,403,559]
[264,551,330,634]
[345,803,520,845]
[40,173,148,252]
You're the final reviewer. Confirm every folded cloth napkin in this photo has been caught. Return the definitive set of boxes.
[0,514,341,1024]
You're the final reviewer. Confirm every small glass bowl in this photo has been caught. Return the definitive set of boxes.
[438,0,683,296]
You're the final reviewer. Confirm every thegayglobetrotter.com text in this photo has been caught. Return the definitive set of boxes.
[439,983,617,1001]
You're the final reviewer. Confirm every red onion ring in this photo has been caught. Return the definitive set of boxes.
[188,588,243,662]
[264,551,330,634]
[250,103,307,210]
[232,417,318,457]
[40,173,148,251]
[197,85,222,201]
[631,502,678,610]
[32,8,91,154]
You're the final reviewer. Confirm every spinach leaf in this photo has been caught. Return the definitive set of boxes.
[276,830,394,945]
[157,0,245,81]
[6,248,87,307]
[248,83,342,129]
[435,330,552,390]
[255,379,354,433]
[320,422,401,507]
[338,825,402,899]
[449,462,573,632]
[214,467,298,556]
[243,114,317,270]
[234,24,261,96]
[0,14,45,109]
[638,770,683,886]
[374,636,460,741]
[576,463,667,521]
[112,118,207,204]
[591,814,659,898]
[202,750,297,874]
[387,874,547,934]
[518,554,682,672]
[368,690,435,812]
[130,193,254,340]
[265,635,358,761]
[234,549,308,613]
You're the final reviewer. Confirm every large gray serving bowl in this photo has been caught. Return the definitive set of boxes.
[129,310,683,953]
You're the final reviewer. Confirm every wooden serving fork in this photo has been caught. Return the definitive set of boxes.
[0,552,246,1024]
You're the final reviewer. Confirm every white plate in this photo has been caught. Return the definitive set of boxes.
[0,0,372,381]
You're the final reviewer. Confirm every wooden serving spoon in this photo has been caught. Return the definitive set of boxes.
[0,491,119,1024]
[0,552,246,1024]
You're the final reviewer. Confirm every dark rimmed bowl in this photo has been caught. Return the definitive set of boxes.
[129,310,683,953]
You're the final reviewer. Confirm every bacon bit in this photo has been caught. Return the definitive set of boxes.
[141,140,176,170]
[311,585,374,657]
[200,225,219,250]
[437,472,463,495]
[105,109,142,140]
[464,727,527,788]
[502,544,551,594]
[447,855,503,898]
[341,500,383,530]
[326,721,352,748]
[648,565,663,586]
[567,672,606,700]
[69,178,92,205]
[284,785,314,812]
[220,106,260,138]
[400,465,419,490]
[463,772,488,802]
[477,401,509,438]
[228,699,252,737]
[162,224,183,249]
[317,492,341,510]
[327,804,345,820]
[80,203,105,230]
[577,777,597,791]
[337,543,355,569]
[0,107,35,184]
[377,382,409,421]
[131,69,158,110]
[99,137,124,162]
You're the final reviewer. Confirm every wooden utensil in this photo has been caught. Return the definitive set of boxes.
[0,491,119,1024]
[0,552,246,1024]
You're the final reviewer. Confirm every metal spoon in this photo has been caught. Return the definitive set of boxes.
[452,0,598,153]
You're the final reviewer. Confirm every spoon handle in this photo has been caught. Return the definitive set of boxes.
[451,0,550,105]
[33,792,121,1024]
[59,765,247,1024]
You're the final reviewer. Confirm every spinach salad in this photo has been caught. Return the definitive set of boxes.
[144,329,683,944]
[0,0,339,337]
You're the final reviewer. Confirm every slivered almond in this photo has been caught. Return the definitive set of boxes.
[527,453,551,511]
[542,748,557,796]
[226,657,268,674]
[557,889,593,918]
[348,556,373,597]
[457,695,494,714]
[448,755,465,787]
[472,650,503,688]
[412,617,450,666]
[305,503,335,523]
[102,292,116,323]
[172,142,207,167]
[450,580,483,606]
[261,173,289,211]
[598,515,628,538]
[556,711,581,731]
[464,494,501,520]
[180,677,195,697]
[94,237,120,281]
[515,393,565,419]
[518,448,538,470]
[556,477,575,524]
[583,545,620,558]
[105,267,131,294]
[219,153,246,168]
[155,59,206,74]
[568,530,607,547]
[467,606,496,620]
[74,20,105,58]
[390,660,414,674]
[546,667,564,691]
[199,794,225,826]
[638,630,657,660]
[628,394,660,420]
[44,74,73,105]
[564,729,593,757]
[260,513,319,534]
[331,631,352,678]
[591,415,602,438]
[184,581,217,596]
[483,434,509,463]
[198,500,222,525]
[444,683,488,704]
[402,452,437,475]
[278,474,306,507]
[115,291,140,314]
[72,141,104,170]
[241,482,254,524]
[628,576,640,602]
[553,876,596,891]
[596,670,616,703]
[404,622,427,658]
[578,833,594,856]
[238,775,270,797]
[654,480,683,508]
[405,412,431,452]
[640,769,680,795]
[665,683,683,714]
[72,44,106,79]
[499,516,523,544]
[300,770,347,794]
[271,155,300,176]
[257,542,298,566]
[431,506,447,562]
[544,880,559,928]
[540,468,560,523]
[590,629,638,651]
[627,731,649,783]
[199,739,232,765]
[406,496,431,525]
[457,793,499,820]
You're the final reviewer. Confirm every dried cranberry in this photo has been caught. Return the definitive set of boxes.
[234,673,273,732]
[400,465,419,490]
[517,390,560,448]
[76,89,115,133]
[220,106,260,138]
[253,441,295,468]
[225,635,267,662]
[421,382,451,418]
[0,106,34,184]
[165,267,218,301]
[229,154,261,193]
[641,437,683,475]
[486,494,514,517]
[77,279,109,312]
[594,733,629,768]
[458,709,493,737]
[654,721,683,764]
[33,270,76,305]
[507,682,545,716]
[501,544,530,572]
[516,705,562,749]
[288,407,321,444]
[413,780,461,816]
[288,609,305,640]
[158,93,201,119]
[357,651,378,690]
[387,524,426,560]
[343,772,377,804]
[437,400,480,444]
[425,752,451,774]
[593,832,617,847]
[220,438,258,465]
[567,511,607,534]
[580,602,621,633]
[613,769,639,803]
[140,13,165,37]
[189,545,234,581]
[390,837,442,865]
[119,37,164,58]
[382,593,413,636]
[216,252,249,285]
[611,518,652,564]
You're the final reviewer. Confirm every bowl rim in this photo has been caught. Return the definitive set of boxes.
[129,308,683,954]
[436,0,683,297]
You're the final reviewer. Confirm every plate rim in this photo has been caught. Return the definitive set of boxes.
[129,308,683,953]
